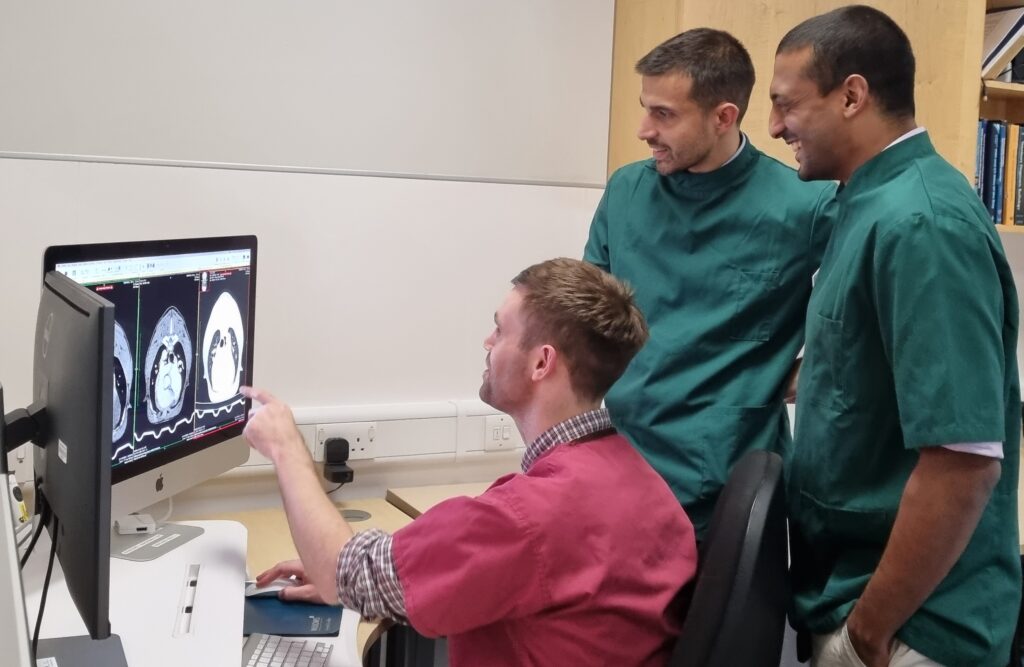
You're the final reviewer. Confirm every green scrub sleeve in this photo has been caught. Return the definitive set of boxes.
[872,217,1007,448]
[583,188,611,271]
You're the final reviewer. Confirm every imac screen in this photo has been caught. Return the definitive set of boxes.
[44,237,257,491]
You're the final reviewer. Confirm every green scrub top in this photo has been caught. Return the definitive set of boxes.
[585,139,835,537]
[789,132,1021,667]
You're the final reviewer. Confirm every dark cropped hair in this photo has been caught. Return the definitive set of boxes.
[512,258,648,403]
[636,28,755,123]
[777,4,915,119]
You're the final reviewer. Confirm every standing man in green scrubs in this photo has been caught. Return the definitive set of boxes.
[770,6,1020,666]
[584,28,834,538]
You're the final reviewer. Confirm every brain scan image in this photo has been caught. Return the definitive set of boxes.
[112,322,133,442]
[203,292,244,402]
[144,306,193,423]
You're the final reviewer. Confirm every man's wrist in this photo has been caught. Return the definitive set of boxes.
[846,604,892,655]
[271,432,314,468]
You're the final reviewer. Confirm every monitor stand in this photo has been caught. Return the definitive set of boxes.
[110,522,204,562]
[36,634,128,667]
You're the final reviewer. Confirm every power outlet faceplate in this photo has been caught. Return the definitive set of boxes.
[483,414,521,451]
[315,421,377,462]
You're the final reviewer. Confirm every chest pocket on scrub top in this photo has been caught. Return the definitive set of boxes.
[729,268,780,342]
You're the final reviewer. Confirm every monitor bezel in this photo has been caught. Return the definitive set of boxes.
[42,235,258,487]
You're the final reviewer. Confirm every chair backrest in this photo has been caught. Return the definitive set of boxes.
[669,449,788,667]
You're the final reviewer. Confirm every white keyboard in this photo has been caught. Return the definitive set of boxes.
[241,633,333,667]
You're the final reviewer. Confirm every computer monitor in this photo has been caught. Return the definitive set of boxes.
[31,270,116,642]
[43,236,257,518]
[6,271,128,664]
[7,378,125,666]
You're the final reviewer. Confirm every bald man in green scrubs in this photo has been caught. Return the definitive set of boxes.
[585,28,834,538]
[770,7,1020,667]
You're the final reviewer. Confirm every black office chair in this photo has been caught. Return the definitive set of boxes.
[668,449,789,667]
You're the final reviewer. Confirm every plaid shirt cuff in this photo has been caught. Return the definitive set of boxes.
[336,528,407,622]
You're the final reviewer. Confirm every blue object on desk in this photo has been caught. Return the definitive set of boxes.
[243,597,343,637]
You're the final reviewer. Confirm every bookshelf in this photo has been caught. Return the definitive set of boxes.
[979,2,1024,230]
[981,81,1024,123]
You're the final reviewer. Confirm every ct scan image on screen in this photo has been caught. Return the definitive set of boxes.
[53,247,254,472]
[197,268,249,432]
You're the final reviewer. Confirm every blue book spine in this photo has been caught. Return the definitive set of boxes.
[985,121,1000,220]
[1015,125,1024,225]
[995,122,1007,225]
[977,119,987,197]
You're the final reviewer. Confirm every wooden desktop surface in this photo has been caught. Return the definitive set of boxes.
[185,496,412,658]
[385,482,493,519]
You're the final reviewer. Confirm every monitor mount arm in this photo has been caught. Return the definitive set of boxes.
[0,384,48,472]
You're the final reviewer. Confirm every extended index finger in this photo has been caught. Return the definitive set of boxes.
[240,385,277,406]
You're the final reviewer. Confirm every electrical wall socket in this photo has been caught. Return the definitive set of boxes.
[483,414,521,451]
[315,421,377,462]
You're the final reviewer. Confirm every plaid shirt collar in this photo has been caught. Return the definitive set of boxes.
[520,408,613,473]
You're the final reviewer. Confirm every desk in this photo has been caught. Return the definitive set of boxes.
[23,520,248,667]
[385,482,493,519]
[187,496,412,659]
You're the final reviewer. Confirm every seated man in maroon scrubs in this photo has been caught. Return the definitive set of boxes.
[242,258,697,667]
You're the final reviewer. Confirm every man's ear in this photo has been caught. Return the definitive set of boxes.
[841,74,870,118]
[712,102,740,134]
[531,345,557,382]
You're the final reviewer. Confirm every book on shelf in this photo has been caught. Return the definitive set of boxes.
[984,121,1002,220]
[978,119,989,198]
[995,121,1006,225]
[983,8,1024,79]
[1015,131,1024,225]
[1013,50,1024,83]
[1004,123,1020,225]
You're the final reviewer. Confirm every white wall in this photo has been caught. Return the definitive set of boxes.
[0,1,613,186]
[0,158,602,413]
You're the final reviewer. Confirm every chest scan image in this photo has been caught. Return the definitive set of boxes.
[145,306,192,423]
[203,291,244,403]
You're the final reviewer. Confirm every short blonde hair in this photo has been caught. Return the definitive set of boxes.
[512,258,648,402]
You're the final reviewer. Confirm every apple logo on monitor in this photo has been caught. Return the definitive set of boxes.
[156,474,164,493]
